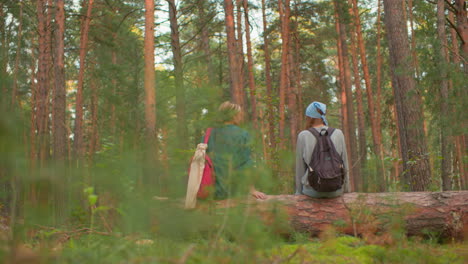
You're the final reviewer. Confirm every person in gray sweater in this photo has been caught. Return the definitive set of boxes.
[295,101,350,198]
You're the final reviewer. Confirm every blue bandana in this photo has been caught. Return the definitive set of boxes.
[305,101,328,126]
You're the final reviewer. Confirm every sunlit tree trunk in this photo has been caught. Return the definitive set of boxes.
[383,0,431,191]
[408,0,419,78]
[197,0,216,86]
[335,0,360,191]
[449,12,467,190]
[455,0,468,69]
[293,0,303,130]
[0,4,7,101]
[236,0,246,112]
[262,0,276,150]
[168,0,188,148]
[53,0,67,161]
[334,5,353,191]
[73,0,94,159]
[437,0,452,191]
[278,0,291,147]
[144,0,157,154]
[36,0,51,164]
[224,0,242,104]
[348,1,367,179]
[11,1,23,108]
[351,0,385,186]
[375,0,386,189]
[243,0,257,127]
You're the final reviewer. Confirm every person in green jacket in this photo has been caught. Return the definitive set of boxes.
[205,101,266,200]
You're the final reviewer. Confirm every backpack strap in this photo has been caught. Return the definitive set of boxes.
[204,128,213,144]
[307,127,320,139]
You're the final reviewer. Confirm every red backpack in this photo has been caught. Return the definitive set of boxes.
[197,128,215,198]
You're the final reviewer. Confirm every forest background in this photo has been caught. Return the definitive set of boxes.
[0,0,467,263]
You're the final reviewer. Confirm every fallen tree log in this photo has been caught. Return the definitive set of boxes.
[247,191,468,240]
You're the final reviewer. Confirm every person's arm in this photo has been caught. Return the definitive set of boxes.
[295,133,306,195]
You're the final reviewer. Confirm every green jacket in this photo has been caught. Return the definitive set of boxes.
[204,124,253,199]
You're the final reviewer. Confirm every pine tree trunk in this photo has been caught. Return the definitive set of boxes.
[224,0,242,104]
[0,4,7,101]
[437,0,452,191]
[236,0,246,111]
[11,1,23,108]
[293,0,303,131]
[245,192,468,240]
[144,0,157,153]
[375,0,386,190]
[168,0,188,148]
[334,0,360,191]
[278,0,290,146]
[383,0,431,191]
[73,0,94,159]
[262,0,276,151]
[408,0,420,78]
[334,5,353,191]
[455,0,468,69]
[53,0,67,161]
[348,1,367,178]
[197,0,216,86]
[243,0,257,127]
[36,0,51,164]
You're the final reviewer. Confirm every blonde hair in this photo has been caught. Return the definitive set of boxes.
[218,101,243,125]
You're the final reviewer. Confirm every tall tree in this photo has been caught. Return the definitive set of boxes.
[144,0,157,152]
[352,0,383,173]
[383,0,431,191]
[278,0,291,146]
[197,0,216,86]
[243,0,257,126]
[224,0,242,104]
[236,0,246,111]
[53,0,67,160]
[454,0,468,69]
[73,0,94,159]
[262,0,276,150]
[168,0,188,148]
[11,1,23,108]
[334,0,360,191]
[348,0,367,176]
[437,0,452,190]
[36,0,51,163]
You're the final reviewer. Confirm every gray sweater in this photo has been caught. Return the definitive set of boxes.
[295,126,350,194]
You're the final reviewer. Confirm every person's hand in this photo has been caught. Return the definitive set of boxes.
[251,190,267,200]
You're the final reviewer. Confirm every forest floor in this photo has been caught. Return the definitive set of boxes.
[1,216,467,264]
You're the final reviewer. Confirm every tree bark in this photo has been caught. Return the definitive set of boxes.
[0,3,7,101]
[383,0,431,191]
[334,0,360,191]
[334,5,353,191]
[236,0,246,112]
[53,0,67,161]
[197,0,216,86]
[375,0,386,191]
[245,191,468,240]
[73,0,94,160]
[348,1,367,177]
[278,0,291,146]
[224,0,242,105]
[36,0,51,164]
[243,0,257,127]
[408,0,420,78]
[168,0,188,148]
[454,0,468,69]
[262,0,276,151]
[437,0,452,191]
[144,0,157,153]
[11,1,23,108]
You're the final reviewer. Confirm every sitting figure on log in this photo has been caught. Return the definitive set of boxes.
[295,101,350,198]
